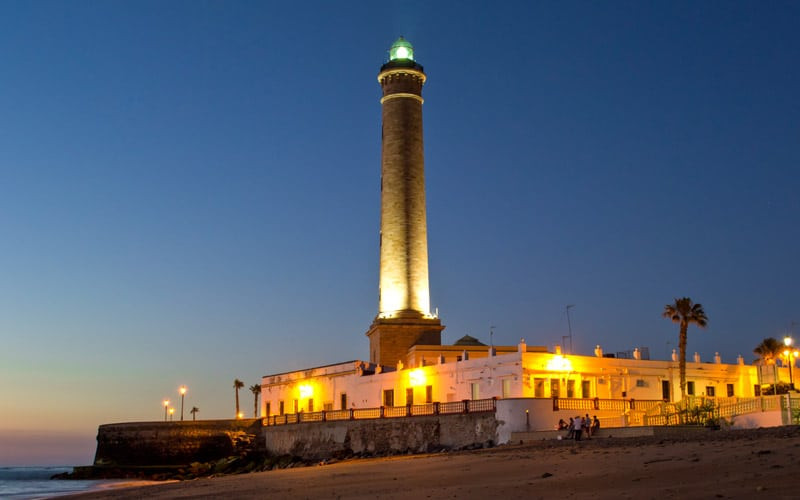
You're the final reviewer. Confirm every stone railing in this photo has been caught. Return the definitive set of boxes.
[263,398,497,426]
[641,395,788,426]
[552,397,663,412]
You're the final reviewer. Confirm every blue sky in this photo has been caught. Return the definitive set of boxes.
[1,1,798,465]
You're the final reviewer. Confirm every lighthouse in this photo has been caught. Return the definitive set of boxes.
[366,37,444,366]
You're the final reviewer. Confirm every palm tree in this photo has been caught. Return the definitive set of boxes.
[234,379,244,417]
[190,406,199,421]
[250,384,261,418]
[753,337,783,365]
[663,297,708,400]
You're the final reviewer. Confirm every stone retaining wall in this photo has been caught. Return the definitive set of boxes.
[264,412,498,460]
[94,419,264,466]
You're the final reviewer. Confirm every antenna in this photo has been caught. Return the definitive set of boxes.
[490,326,496,348]
[565,305,575,354]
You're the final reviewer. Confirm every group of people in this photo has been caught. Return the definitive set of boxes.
[557,414,600,441]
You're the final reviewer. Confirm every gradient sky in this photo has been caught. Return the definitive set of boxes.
[1,1,798,466]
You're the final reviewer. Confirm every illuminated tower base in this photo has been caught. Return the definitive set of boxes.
[366,37,443,367]
[367,317,443,367]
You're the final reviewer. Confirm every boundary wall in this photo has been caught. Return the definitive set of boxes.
[264,412,497,459]
[94,419,264,466]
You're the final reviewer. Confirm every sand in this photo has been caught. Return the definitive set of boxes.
[63,427,800,499]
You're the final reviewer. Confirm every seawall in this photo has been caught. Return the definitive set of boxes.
[90,412,498,469]
[94,419,264,466]
[263,413,498,459]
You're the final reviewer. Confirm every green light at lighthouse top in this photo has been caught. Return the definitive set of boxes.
[389,37,414,61]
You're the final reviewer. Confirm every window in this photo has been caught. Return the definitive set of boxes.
[308,398,314,412]
[471,382,480,400]
[687,382,695,396]
[534,378,545,398]
[425,385,433,403]
[582,380,591,398]
[294,399,299,413]
[340,393,347,410]
[265,402,271,417]
[754,385,761,397]
[383,389,394,407]
[502,379,512,398]
[279,401,284,415]
[550,379,560,398]
[406,387,414,405]
[727,384,734,397]
[566,380,575,398]
[456,355,462,362]
[706,386,715,397]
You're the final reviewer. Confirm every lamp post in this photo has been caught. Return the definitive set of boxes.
[169,407,175,422]
[179,386,187,421]
[163,399,169,422]
[784,336,796,389]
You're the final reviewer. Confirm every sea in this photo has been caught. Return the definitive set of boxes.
[0,467,115,499]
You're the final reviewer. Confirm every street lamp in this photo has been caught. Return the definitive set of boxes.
[169,407,175,422]
[784,336,797,389]
[163,399,170,422]
[179,386,187,421]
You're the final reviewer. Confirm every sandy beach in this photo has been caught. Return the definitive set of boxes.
[64,427,800,499]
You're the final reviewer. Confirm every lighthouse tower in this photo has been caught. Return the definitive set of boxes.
[366,37,444,366]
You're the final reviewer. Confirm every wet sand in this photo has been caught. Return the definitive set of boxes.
[63,427,800,499]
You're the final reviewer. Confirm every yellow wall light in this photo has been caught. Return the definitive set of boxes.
[298,384,313,399]
[409,368,426,387]
[546,355,573,372]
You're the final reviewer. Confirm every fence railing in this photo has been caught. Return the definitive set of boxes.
[263,398,497,426]
[641,395,789,426]
[552,397,664,412]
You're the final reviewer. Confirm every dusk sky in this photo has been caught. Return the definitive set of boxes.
[1,1,798,466]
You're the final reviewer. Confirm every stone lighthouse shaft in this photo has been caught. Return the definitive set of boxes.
[378,38,430,319]
[366,38,444,367]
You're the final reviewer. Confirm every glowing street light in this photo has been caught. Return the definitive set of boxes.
[784,336,797,389]
[163,399,170,422]
[169,407,175,422]
[179,386,187,421]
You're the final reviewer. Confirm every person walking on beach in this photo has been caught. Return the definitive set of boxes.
[584,413,592,439]
[573,415,583,441]
[566,417,575,439]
